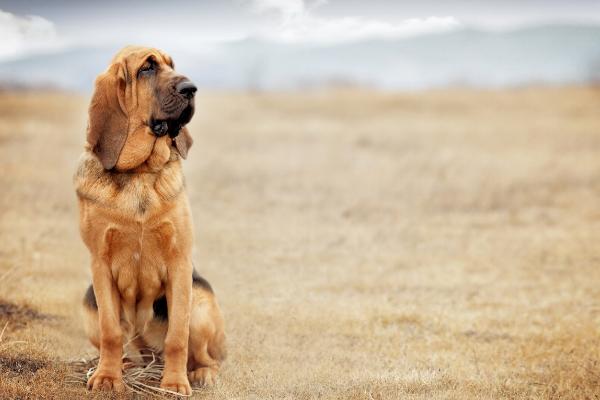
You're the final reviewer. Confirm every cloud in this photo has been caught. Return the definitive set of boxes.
[0,10,61,60]
[250,0,460,44]
[252,0,307,20]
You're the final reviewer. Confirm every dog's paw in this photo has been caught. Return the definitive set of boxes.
[160,374,192,396]
[188,366,218,387]
[87,369,125,392]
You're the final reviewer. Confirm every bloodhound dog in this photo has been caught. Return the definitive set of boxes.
[74,46,226,395]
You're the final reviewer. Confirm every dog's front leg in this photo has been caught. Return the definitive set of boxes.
[160,256,193,395]
[87,258,125,392]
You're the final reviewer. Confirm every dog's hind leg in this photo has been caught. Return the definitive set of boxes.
[187,285,226,387]
[82,284,100,349]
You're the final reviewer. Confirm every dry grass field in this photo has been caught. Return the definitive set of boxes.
[1,86,600,399]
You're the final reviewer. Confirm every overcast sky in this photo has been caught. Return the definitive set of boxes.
[1,0,600,60]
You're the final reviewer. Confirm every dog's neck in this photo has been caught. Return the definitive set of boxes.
[75,147,185,218]
[131,142,180,173]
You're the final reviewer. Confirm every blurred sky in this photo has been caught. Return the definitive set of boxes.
[1,0,600,60]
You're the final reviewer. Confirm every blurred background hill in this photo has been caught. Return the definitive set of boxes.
[1,24,600,92]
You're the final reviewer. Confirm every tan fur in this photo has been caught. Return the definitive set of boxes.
[75,46,225,395]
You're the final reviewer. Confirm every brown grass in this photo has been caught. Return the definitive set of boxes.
[0,86,600,399]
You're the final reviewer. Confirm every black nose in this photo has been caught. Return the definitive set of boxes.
[176,80,197,99]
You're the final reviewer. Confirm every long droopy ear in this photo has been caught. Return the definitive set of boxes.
[174,127,193,159]
[86,63,129,170]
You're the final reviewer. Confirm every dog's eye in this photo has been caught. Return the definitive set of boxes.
[138,60,156,76]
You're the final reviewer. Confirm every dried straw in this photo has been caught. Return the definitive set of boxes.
[68,351,193,398]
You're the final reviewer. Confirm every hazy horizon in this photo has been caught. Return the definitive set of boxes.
[1,1,600,92]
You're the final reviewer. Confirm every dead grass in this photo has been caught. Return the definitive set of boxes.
[0,86,600,399]
[0,300,54,328]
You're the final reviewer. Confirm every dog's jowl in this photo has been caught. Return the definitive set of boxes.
[74,46,226,395]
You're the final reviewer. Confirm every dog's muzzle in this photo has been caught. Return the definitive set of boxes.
[150,79,196,139]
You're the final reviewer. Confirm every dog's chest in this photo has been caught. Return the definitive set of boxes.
[113,235,165,299]
[118,174,158,216]
[75,151,190,332]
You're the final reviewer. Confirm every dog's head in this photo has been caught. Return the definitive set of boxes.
[87,46,195,171]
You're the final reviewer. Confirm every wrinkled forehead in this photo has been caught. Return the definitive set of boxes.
[111,46,173,69]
